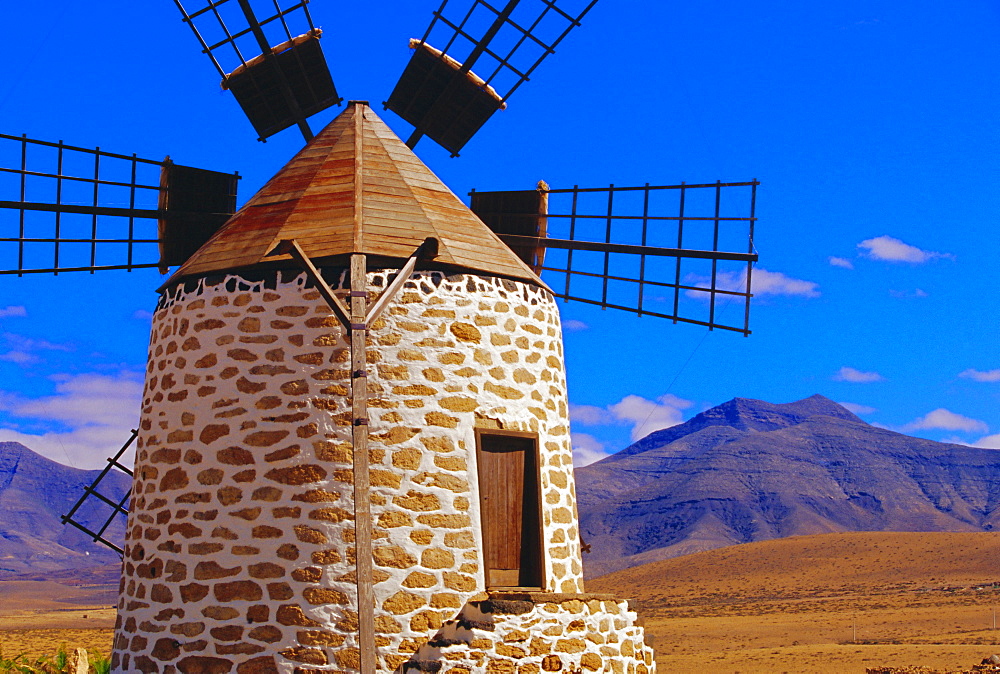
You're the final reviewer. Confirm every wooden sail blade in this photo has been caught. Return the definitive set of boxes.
[471,180,759,334]
[0,133,238,275]
[173,0,342,142]
[61,430,135,557]
[385,0,598,155]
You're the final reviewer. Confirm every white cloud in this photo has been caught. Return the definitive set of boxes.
[133,310,154,321]
[752,269,820,297]
[857,235,952,263]
[569,404,612,426]
[0,425,139,471]
[0,351,34,364]
[972,434,1000,449]
[572,433,612,467]
[889,288,928,299]
[0,306,27,318]
[907,408,988,434]
[833,367,884,383]
[838,401,876,415]
[609,393,693,441]
[562,319,588,332]
[0,372,142,469]
[959,369,1000,383]
[829,256,854,269]
[0,333,74,368]
[687,267,819,299]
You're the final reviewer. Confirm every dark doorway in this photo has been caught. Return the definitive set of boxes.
[476,431,542,589]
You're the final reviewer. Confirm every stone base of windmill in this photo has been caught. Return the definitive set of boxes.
[396,592,656,673]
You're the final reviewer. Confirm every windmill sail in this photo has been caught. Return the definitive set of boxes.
[472,180,759,334]
[0,133,238,275]
[386,0,599,155]
[61,430,136,556]
[173,0,342,142]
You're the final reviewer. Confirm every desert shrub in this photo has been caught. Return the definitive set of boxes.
[0,644,88,674]
[0,652,51,673]
[89,656,110,674]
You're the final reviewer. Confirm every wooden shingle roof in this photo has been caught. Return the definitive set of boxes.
[166,101,543,286]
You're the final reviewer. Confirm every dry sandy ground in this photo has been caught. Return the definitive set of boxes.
[0,578,115,660]
[590,531,1000,673]
[4,532,1000,671]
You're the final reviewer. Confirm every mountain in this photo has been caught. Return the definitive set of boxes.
[575,395,1000,577]
[0,441,130,576]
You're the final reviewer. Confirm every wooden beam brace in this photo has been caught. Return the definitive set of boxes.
[365,237,438,327]
[268,239,351,328]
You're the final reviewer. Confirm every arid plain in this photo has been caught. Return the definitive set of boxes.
[3,532,1000,672]
[591,531,1000,673]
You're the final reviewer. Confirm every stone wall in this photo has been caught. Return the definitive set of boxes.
[113,269,591,672]
[403,592,656,673]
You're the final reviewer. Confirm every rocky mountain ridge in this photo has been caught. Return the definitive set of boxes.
[575,394,1000,577]
[0,441,129,576]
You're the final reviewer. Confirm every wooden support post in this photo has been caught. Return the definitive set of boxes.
[535,180,549,276]
[350,253,377,674]
[266,235,438,672]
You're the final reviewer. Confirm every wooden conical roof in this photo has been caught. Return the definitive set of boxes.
[167,102,542,286]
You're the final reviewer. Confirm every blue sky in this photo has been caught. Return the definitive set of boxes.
[1,0,998,469]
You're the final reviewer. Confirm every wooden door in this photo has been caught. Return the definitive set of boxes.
[477,432,542,589]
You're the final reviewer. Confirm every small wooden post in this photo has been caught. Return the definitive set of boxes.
[350,253,376,673]
[534,180,549,276]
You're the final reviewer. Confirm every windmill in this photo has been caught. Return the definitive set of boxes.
[1,1,758,672]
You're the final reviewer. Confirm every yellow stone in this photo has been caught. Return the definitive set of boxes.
[439,396,477,412]
[433,455,466,471]
[420,548,454,569]
[423,367,445,382]
[444,531,474,548]
[382,591,425,615]
[501,350,519,364]
[417,513,470,528]
[392,384,436,396]
[410,529,433,545]
[420,436,455,453]
[450,322,481,343]
[484,382,524,400]
[425,411,459,428]
[394,491,440,512]
[370,470,402,488]
[403,571,437,588]
[373,545,418,569]
[409,609,445,633]
[392,448,422,470]
[378,426,419,445]
[442,572,476,591]
[413,472,468,493]
[552,507,573,524]
[513,368,537,384]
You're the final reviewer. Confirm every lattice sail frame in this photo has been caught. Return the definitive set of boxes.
[471,181,759,334]
[61,430,136,556]
[0,133,238,275]
[173,0,341,141]
[386,0,599,155]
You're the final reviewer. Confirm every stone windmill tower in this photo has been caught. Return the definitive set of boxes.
[110,102,657,672]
